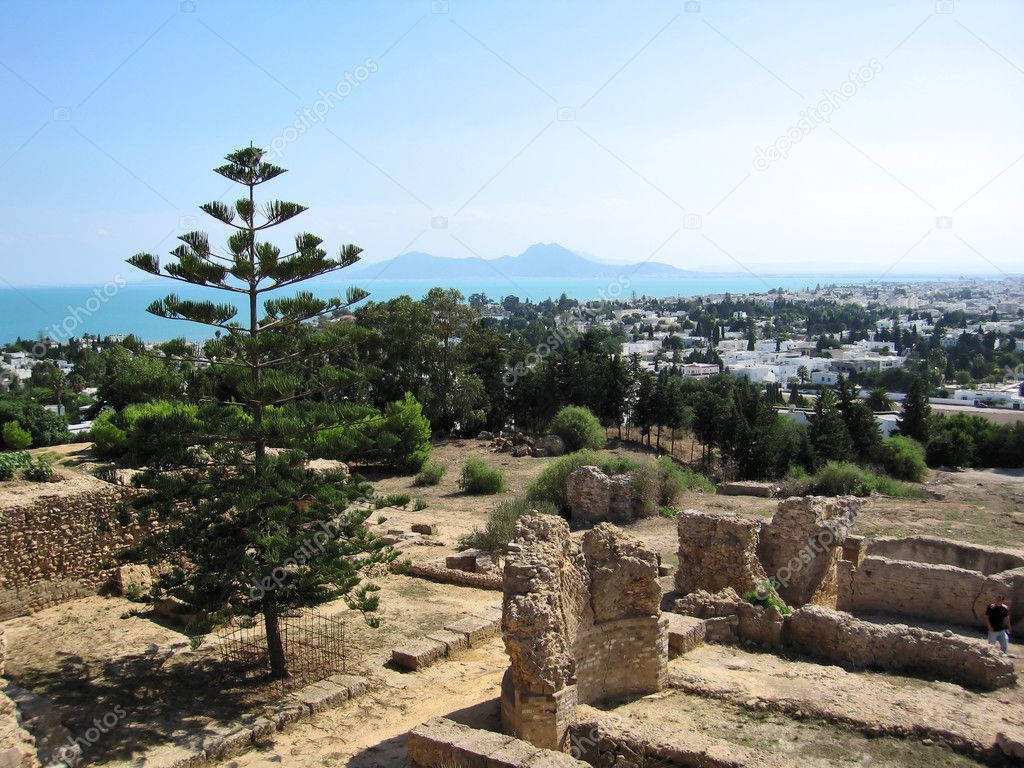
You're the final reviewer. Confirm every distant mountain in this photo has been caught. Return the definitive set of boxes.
[347,242,699,279]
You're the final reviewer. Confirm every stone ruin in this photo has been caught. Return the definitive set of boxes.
[672,497,1018,691]
[675,495,864,608]
[500,515,666,751]
[565,466,652,528]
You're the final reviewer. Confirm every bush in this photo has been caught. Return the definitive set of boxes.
[23,456,56,483]
[809,461,921,498]
[527,450,639,511]
[374,493,411,509]
[877,435,926,481]
[414,461,446,486]
[459,496,558,555]
[414,497,428,511]
[632,456,713,515]
[743,581,791,615]
[0,450,31,481]
[311,392,432,473]
[2,420,32,450]
[459,457,506,494]
[0,397,69,446]
[548,406,605,451]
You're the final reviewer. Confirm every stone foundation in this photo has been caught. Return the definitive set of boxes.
[501,517,666,751]
[407,716,587,768]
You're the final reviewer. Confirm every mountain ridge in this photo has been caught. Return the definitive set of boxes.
[346,242,702,279]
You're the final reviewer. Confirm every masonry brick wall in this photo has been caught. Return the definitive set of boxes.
[0,487,156,620]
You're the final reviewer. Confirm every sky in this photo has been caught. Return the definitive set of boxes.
[0,0,1022,286]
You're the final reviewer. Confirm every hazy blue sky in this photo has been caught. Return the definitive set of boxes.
[1,0,1021,285]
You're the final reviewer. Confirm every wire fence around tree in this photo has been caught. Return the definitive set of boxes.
[216,608,347,693]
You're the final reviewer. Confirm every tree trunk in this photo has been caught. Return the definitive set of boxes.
[265,608,288,678]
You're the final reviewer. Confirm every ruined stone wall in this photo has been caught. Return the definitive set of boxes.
[837,555,1024,632]
[565,466,647,527]
[785,605,1016,691]
[501,517,666,752]
[674,592,1016,690]
[757,496,862,608]
[0,487,155,620]
[675,498,860,610]
[675,511,766,597]
[864,536,1024,575]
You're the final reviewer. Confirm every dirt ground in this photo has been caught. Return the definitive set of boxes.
[3,438,1024,767]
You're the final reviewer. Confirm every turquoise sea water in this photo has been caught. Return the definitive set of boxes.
[1,275,914,343]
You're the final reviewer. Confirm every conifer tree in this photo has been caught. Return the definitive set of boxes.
[809,387,853,465]
[123,146,392,678]
[897,375,932,444]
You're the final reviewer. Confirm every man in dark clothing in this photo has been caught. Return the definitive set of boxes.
[986,594,1011,653]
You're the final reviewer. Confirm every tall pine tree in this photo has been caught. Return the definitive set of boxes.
[124,146,393,678]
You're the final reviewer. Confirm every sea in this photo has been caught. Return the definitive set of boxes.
[1,275,928,344]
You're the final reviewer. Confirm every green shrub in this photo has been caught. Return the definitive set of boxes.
[527,450,639,511]
[658,505,679,519]
[877,435,927,481]
[90,410,129,459]
[459,497,558,555]
[548,406,606,451]
[414,497,428,511]
[0,397,69,446]
[2,420,32,450]
[374,493,411,509]
[311,392,432,473]
[809,461,921,498]
[0,450,31,481]
[414,461,446,486]
[459,457,506,494]
[632,456,713,516]
[779,465,812,496]
[23,457,56,483]
[743,581,791,615]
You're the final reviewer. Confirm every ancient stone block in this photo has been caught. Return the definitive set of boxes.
[566,466,611,526]
[391,637,446,671]
[445,615,499,646]
[501,515,667,749]
[716,481,779,497]
[665,613,706,657]
[411,523,437,535]
[115,564,153,596]
[675,511,766,597]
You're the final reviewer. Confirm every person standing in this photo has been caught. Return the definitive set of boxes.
[986,595,1011,653]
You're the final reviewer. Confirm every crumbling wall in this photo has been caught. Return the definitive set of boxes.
[0,488,157,620]
[865,535,1024,575]
[501,516,666,752]
[757,496,862,608]
[675,497,860,610]
[785,605,1016,691]
[673,591,1016,690]
[674,511,766,597]
[837,556,1024,633]
[565,466,646,527]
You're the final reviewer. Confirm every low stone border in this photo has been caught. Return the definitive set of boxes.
[391,610,502,672]
[394,560,502,591]
[406,716,587,768]
[105,673,368,768]
[666,672,1015,765]
[664,613,705,658]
